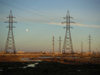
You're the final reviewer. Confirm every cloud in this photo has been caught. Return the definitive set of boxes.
[73,23,100,28]
[48,22,64,26]
[48,22,100,28]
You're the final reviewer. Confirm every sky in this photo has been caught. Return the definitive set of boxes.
[0,0,100,52]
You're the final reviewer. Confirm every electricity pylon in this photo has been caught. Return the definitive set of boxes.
[88,34,91,54]
[62,10,74,54]
[58,36,62,54]
[5,10,16,54]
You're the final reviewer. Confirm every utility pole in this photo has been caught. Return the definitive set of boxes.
[58,36,62,54]
[62,10,74,55]
[5,10,16,54]
[81,41,83,56]
[52,35,55,54]
[89,34,91,54]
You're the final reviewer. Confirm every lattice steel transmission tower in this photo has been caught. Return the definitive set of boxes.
[62,10,74,54]
[88,34,91,53]
[5,10,16,54]
[58,36,62,54]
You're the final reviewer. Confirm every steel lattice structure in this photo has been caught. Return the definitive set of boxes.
[89,34,91,53]
[59,36,62,54]
[62,10,74,54]
[5,10,16,54]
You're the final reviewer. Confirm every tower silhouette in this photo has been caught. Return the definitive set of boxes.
[62,10,74,54]
[52,35,55,54]
[58,36,62,54]
[5,10,16,54]
[88,34,91,54]
[81,41,83,56]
